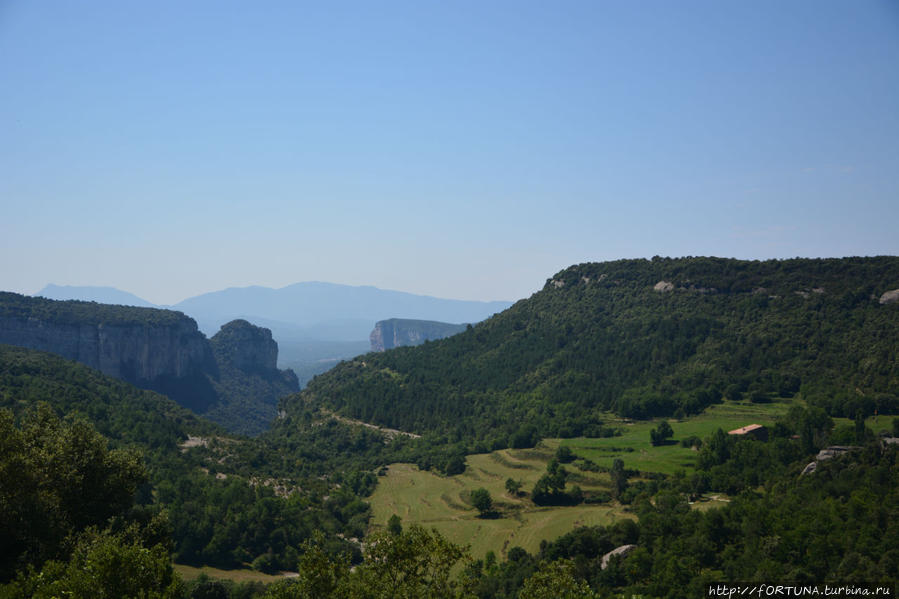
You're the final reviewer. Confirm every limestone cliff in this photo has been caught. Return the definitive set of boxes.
[0,293,298,434]
[370,318,468,352]
[207,319,299,435]
[0,292,217,411]
[210,319,279,373]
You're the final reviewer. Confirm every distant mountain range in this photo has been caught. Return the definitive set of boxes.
[168,281,511,335]
[37,284,156,308]
[35,282,514,386]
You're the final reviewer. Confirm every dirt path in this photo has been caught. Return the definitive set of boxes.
[320,410,421,439]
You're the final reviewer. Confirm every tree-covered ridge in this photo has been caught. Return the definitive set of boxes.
[288,257,899,449]
[0,291,192,327]
[0,345,367,575]
[0,344,218,448]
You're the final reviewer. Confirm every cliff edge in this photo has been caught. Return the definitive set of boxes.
[370,318,468,351]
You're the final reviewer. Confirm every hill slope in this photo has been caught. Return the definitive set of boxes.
[0,345,365,573]
[285,257,899,448]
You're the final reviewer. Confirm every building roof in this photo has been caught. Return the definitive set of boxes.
[728,424,765,435]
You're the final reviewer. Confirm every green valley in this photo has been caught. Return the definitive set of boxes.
[2,257,898,597]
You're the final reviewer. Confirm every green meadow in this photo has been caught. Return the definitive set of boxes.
[561,399,799,475]
[173,564,290,583]
[368,399,802,560]
[368,451,632,561]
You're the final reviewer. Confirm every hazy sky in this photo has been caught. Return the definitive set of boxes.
[2,1,897,305]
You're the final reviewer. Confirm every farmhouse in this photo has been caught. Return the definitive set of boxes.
[728,424,768,441]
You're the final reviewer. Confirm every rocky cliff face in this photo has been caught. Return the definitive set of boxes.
[207,319,299,435]
[0,293,214,383]
[0,292,218,412]
[0,318,214,382]
[210,319,279,373]
[370,318,468,351]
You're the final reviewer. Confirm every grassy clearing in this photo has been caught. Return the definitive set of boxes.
[561,399,798,475]
[369,399,893,561]
[173,563,292,583]
[833,414,898,434]
[369,450,631,561]
[369,402,793,559]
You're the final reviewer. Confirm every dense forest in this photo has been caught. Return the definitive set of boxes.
[1,257,897,597]
[0,345,367,577]
[286,257,899,450]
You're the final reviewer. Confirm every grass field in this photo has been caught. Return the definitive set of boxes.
[173,563,293,583]
[369,450,632,561]
[368,399,806,560]
[560,399,799,475]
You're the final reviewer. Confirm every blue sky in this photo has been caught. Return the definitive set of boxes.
[1,1,897,304]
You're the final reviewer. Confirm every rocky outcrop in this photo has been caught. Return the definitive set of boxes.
[1,317,213,381]
[206,319,299,435]
[370,318,468,352]
[0,293,298,432]
[880,289,899,305]
[800,446,861,477]
[601,544,638,570]
[210,319,279,373]
[0,292,214,387]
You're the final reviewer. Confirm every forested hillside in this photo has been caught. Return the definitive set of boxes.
[464,441,899,598]
[0,294,300,434]
[287,257,899,449]
[0,345,367,578]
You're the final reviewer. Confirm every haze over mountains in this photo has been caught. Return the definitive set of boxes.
[0,292,298,436]
[6,256,899,594]
[38,284,157,308]
[36,281,513,385]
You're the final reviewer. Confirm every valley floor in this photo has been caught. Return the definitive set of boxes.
[368,398,799,560]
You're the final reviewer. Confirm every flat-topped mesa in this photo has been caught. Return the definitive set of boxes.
[0,291,218,412]
[370,318,468,352]
[0,291,214,383]
[210,319,279,373]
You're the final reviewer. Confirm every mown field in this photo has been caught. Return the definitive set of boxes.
[368,399,800,560]
[177,399,892,579]
[173,564,291,583]
[368,448,632,561]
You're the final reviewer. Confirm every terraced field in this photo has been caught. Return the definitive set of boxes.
[369,399,800,559]
[368,449,632,561]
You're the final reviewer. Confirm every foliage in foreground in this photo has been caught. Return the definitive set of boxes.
[262,526,470,599]
[0,406,180,597]
[0,346,366,574]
